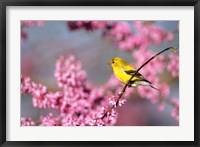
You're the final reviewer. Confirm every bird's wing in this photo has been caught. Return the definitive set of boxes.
[124,70,153,86]
[124,70,144,79]
[121,64,146,81]
[124,69,159,91]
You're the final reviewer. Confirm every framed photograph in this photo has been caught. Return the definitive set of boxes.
[1,0,199,146]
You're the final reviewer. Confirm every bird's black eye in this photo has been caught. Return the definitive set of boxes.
[112,61,115,64]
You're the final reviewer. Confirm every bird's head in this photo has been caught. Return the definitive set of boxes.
[107,57,127,68]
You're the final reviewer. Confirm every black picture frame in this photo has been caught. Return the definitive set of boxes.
[0,0,199,147]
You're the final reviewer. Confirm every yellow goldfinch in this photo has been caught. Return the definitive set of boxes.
[108,57,159,91]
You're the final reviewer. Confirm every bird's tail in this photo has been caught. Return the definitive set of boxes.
[140,79,160,92]
[129,79,160,91]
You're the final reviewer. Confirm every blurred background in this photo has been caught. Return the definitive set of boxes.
[21,21,179,126]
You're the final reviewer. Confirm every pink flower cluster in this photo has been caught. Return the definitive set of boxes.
[54,55,87,88]
[67,21,174,51]
[21,76,62,108]
[171,98,179,121]
[21,55,119,126]
[21,118,35,126]
[39,113,60,126]
[167,53,179,78]
[134,21,174,45]
[67,21,109,31]
[21,21,45,41]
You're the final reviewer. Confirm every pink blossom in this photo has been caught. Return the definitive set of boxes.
[31,83,47,107]
[166,32,174,41]
[104,108,118,125]
[150,25,166,45]
[85,114,105,126]
[134,21,174,45]
[91,21,109,29]
[21,76,32,94]
[40,113,60,126]
[118,98,127,107]
[54,55,87,88]
[43,91,63,109]
[21,76,64,109]
[158,103,165,112]
[61,116,82,126]
[117,34,149,51]
[171,98,179,121]
[159,83,170,98]
[21,118,35,126]
[109,95,126,107]
[167,53,179,77]
[96,107,118,126]
[108,22,131,40]
[67,21,109,31]
[130,34,149,50]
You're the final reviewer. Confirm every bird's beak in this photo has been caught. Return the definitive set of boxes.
[107,60,112,65]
